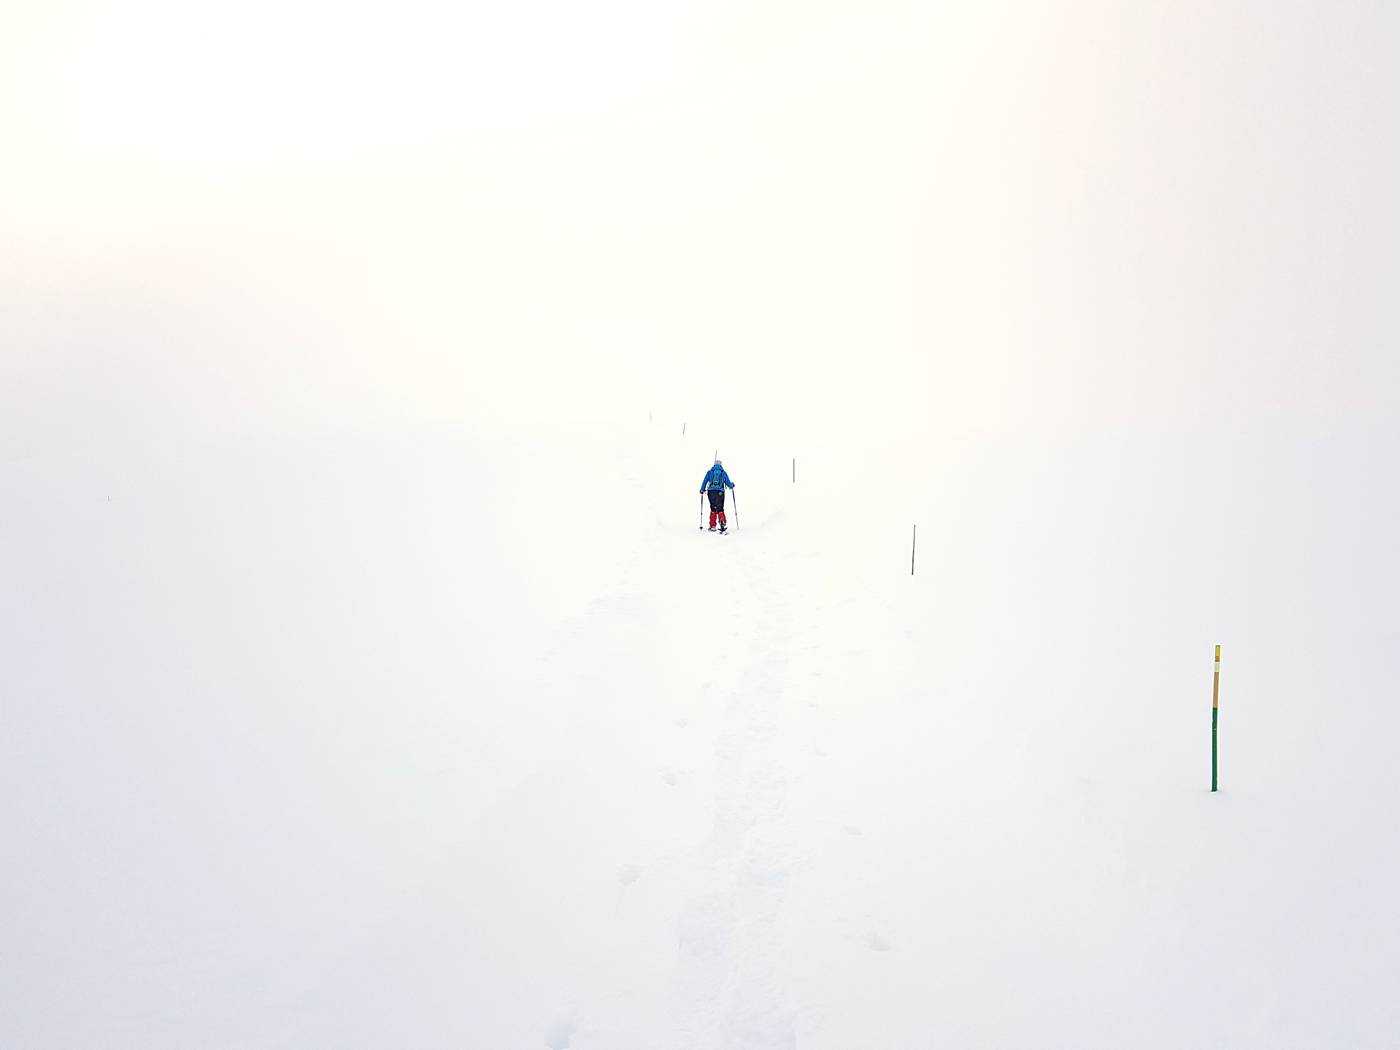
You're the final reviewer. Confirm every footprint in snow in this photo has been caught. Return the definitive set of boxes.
[545,1019,574,1049]
[844,825,863,837]
[617,863,643,886]
[867,932,891,952]
[744,862,788,887]
[675,718,689,729]
[661,771,678,787]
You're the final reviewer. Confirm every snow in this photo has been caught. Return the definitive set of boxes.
[3,414,1398,1048]
[5,0,1400,1042]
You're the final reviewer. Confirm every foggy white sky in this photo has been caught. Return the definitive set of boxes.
[3,0,1396,454]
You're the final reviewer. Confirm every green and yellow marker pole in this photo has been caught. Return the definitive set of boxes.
[1211,644,1221,792]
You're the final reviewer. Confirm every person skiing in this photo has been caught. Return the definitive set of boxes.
[700,459,735,532]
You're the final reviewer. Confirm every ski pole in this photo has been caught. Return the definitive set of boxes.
[731,488,738,530]
[699,492,706,529]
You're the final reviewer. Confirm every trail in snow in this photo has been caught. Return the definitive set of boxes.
[670,531,798,1050]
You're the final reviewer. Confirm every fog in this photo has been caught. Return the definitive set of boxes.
[4,3,1400,1047]
[6,0,1395,454]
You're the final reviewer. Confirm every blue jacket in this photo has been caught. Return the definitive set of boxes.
[700,464,734,492]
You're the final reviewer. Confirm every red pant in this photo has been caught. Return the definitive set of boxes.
[705,488,727,528]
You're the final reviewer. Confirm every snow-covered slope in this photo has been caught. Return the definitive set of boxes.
[3,415,1398,1048]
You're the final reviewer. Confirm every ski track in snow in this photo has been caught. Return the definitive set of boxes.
[670,536,797,1050]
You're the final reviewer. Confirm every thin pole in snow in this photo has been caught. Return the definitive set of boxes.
[910,524,917,575]
[792,458,795,483]
[683,422,686,435]
[1211,644,1222,792]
